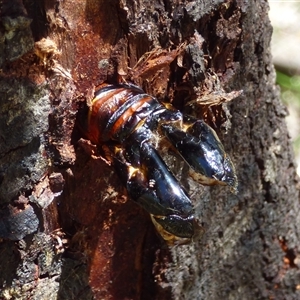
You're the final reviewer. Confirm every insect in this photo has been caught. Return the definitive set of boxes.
[81,83,237,243]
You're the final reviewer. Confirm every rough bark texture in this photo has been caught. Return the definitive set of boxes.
[1,0,300,299]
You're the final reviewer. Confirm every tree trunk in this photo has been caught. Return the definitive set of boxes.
[1,0,299,299]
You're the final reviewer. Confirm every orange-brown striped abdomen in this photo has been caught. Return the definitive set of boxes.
[86,83,162,144]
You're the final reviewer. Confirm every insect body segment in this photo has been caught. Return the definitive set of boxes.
[85,83,237,241]
[111,142,195,239]
[161,117,237,189]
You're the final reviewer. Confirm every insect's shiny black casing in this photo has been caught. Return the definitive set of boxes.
[83,83,237,242]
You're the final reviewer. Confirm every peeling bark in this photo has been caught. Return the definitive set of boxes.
[1,0,300,299]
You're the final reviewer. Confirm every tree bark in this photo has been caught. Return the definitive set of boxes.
[1,0,299,299]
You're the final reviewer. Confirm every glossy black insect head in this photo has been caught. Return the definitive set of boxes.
[83,83,237,243]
